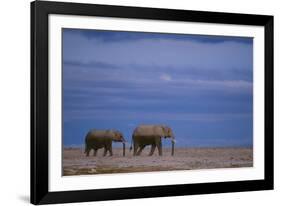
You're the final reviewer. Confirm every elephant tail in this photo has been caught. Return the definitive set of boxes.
[84,132,89,154]
[84,138,87,154]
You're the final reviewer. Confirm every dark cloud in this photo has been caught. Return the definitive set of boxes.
[64,28,253,44]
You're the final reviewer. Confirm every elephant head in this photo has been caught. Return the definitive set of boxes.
[160,125,175,156]
[109,130,126,156]
[162,125,175,138]
[110,130,125,142]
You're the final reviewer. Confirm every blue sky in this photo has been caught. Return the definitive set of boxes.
[62,28,253,148]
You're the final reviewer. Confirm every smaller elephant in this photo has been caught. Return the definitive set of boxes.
[84,129,125,157]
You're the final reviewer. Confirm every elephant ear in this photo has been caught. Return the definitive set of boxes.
[161,125,168,136]
[153,125,166,137]
[162,125,173,137]
[111,130,121,140]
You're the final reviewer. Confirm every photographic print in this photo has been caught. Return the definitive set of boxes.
[31,1,273,204]
[62,29,253,176]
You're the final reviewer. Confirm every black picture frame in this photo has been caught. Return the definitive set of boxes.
[31,0,274,204]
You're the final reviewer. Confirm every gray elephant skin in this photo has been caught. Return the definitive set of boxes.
[84,129,125,157]
[130,125,175,156]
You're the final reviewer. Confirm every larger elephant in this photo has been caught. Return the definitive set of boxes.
[130,125,175,156]
[84,129,125,157]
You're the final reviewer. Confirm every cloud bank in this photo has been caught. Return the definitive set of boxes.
[62,29,253,147]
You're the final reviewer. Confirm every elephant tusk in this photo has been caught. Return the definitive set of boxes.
[171,139,176,143]
[171,140,175,156]
[122,142,126,156]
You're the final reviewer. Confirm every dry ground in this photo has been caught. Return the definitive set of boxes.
[63,147,253,176]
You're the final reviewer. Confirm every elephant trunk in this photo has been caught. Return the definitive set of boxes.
[122,142,125,156]
[171,138,175,156]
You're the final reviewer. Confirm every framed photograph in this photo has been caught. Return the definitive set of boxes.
[31,0,274,204]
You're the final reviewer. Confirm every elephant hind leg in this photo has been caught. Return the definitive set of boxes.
[85,147,91,157]
[93,149,97,156]
[136,145,145,156]
[133,143,139,156]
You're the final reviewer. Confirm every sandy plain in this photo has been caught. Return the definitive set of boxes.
[63,147,253,176]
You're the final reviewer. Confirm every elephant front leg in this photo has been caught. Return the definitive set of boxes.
[93,149,98,156]
[108,146,113,156]
[156,141,163,156]
[149,144,156,156]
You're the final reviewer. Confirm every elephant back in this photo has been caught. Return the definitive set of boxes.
[87,129,113,139]
[133,125,165,137]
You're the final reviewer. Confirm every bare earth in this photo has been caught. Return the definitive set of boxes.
[63,147,253,176]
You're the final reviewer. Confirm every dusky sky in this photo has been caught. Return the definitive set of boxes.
[63,28,253,148]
